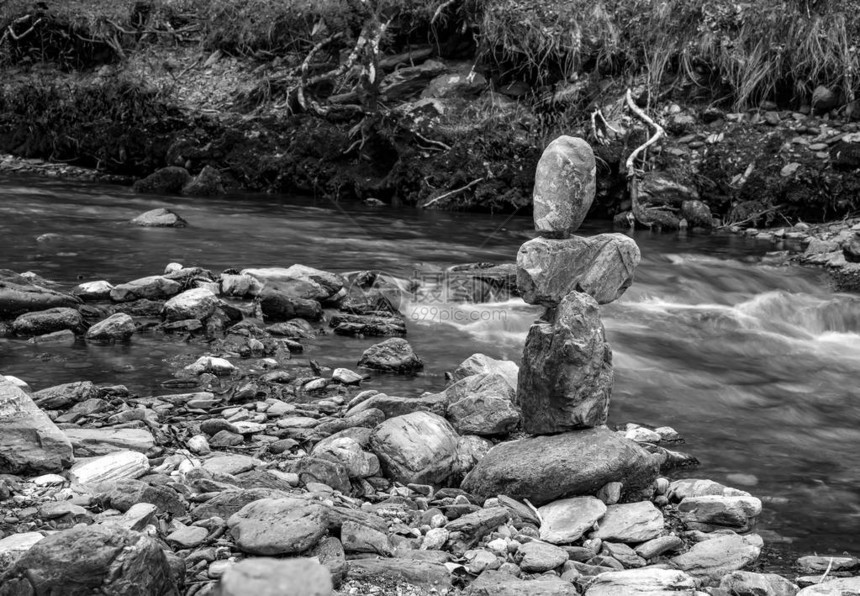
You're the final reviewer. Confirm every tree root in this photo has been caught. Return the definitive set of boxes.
[625,88,666,228]
[422,177,484,209]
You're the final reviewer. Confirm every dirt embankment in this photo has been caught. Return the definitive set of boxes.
[1,0,860,226]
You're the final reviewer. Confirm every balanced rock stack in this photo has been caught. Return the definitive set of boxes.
[517,135,640,433]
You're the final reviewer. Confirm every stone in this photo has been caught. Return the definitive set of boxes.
[719,571,799,596]
[681,199,714,228]
[843,232,860,263]
[0,277,80,318]
[358,338,423,373]
[446,393,520,436]
[517,540,569,572]
[202,454,262,476]
[532,135,596,235]
[671,533,763,579]
[162,288,218,321]
[105,479,186,516]
[516,292,613,433]
[445,507,510,549]
[462,428,658,505]
[33,380,98,409]
[466,570,577,596]
[348,392,447,419]
[585,568,697,596]
[370,412,459,485]
[185,356,236,376]
[191,488,291,520]
[594,501,664,543]
[669,479,751,500]
[227,497,327,555]
[312,437,379,478]
[133,166,191,194]
[516,234,640,305]
[539,497,607,544]
[86,313,136,340]
[69,450,149,486]
[0,525,176,595]
[166,525,209,549]
[0,378,74,474]
[451,354,519,392]
[242,265,344,299]
[635,535,683,559]
[812,85,839,114]
[258,287,323,321]
[220,273,264,297]
[182,165,225,196]
[131,208,188,227]
[797,577,860,595]
[332,368,363,384]
[444,372,516,404]
[216,557,333,596]
[295,456,351,493]
[796,555,860,574]
[341,520,391,555]
[11,307,83,336]
[347,558,452,590]
[0,532,44,571]
[110,275,182,302]
[596,481,623,505]
[64,427,155,457]
[309,537,347,587]
[678,495,762,529]
[455,434,493,476]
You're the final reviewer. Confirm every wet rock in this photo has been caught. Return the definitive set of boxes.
[517,234,640,305]
[105,479,186,516]
[86,312,136,341]
[341,520,392,555]
[638,172,699,206]
[517,540,569,572]
[216,557,333,596]
[444,372,516,404]
[242,266,345,300]
[812,85,839,114]
[681,199,714,228]
[719,570,799,596]
[259,287,323,321]
[330,312,407,336]
[65,427,155,457]
[182,165,224,196]
[451,353,519,391]
[0,532,44,571]
[0,378,74,474]
[532,136,596,235]
[796,555,860,574]
[0,278,80,318]
[347,558,452,590]
[295,456,351,493]
[462,428,658,506]
[11,307,84,336]
[635,535,683,559]
[166,525,208,549]
[162,287,219,321]
[585,568,697,596]
[447,392,520,436]
[370,411,459,485]
[33,380,98,410]
[227,497,328,555]
[516,292,613,433]
[670,479,751,500]
[185,356,236,376]
[69,450,149,486]
[539,496,607,544]
[131,208,188,227]
[110,275,182,302]
[593,501,664,543]
[678,495,762,530]
[466,570,577,596]
[67,282,112,303]
[312,437,379,478]
[671,533,763,579]
[797,577,860,595]
[358,338,423,373]
[220,273,264,297]
[133,166,191,194]
[0,525,177,595]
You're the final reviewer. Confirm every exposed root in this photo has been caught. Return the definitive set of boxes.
[625,88,666,228]
[422,177,484,208]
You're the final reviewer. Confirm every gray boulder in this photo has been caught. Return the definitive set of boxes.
[447,393,520,436]
[133,166,191,194]
[516,291,612,433]
[216,557,333,596]
[131,208,187,227]
[86,313,136,341]
[719,571,798,596]
[110,276,182,302]
[538,496,606,544]
[370,411,459,485]
[0,525,177,595]
[182,165,225,197]
[227,497,328,555]
[467,570,577,596]
[532,136,596,235]
[358,338,423,373]
[461,428,659,506]
[259,288,323,321]
[593,501,665,543]
[162,288,219,321]
[0,278,80,318]
[451,353,518,391]
[670,533,763,579]
[0,378,74,474]
[681,200,714,228]
[11,307,84,336]
[517,234,640,305]
[585,568,697,596]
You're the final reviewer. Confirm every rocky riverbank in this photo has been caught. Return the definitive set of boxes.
[2,137,859,596]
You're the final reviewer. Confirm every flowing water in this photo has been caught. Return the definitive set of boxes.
[2,175,860,562]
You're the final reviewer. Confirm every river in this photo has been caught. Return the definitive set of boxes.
[1,175,860,564]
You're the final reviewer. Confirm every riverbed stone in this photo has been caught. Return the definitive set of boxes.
[227,497,328,555]
[72,280,114,301]
[259,287,323,321]
[110,275,182,302]
[370,411,459,485]
[162,287,219,321]
[0,525,176,595]
[796,555,860,574]
[242,265,344,300]
[516,291,613,433]
[634,535,683,559]
[681,199,714,228]
[585,568,697,596]
[131,208,188,227]
[69,450,149,486]
[446,393,520,436]
[64,427,155,457]
[347,558,452,590]
[670,478,752,501]
[191,488,291,520]
[105,479,186,516]
[538,496,607,544]
[517,540,569,572]
[719,570,799,596]
[797,577,860,595]
[312,437,379,478]
[33,380,98,410]
[358,338,423,373]
[467,570,577,596]
[461,428,659,506]
[517,234,640,305]
[532,135,596,235]
[0,378,74,474]
[451,353,519,391]
[133,165,191,194]
[593,501,664,543]
[11,307,84,336]
[216,557,333,596]
[678,494,762,530]
[0,532,44,571]
[182,165,224,196]
[0,277,80,317]
[670,533,763,579]
[86,312,136,341]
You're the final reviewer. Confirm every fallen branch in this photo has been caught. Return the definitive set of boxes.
[413,130,451,152]
[431,0,457,25]
[299,32,344,83]
[625,88,666,228]
[422,177,483,209]
[1,16,43,44]
[716,205,782,229]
